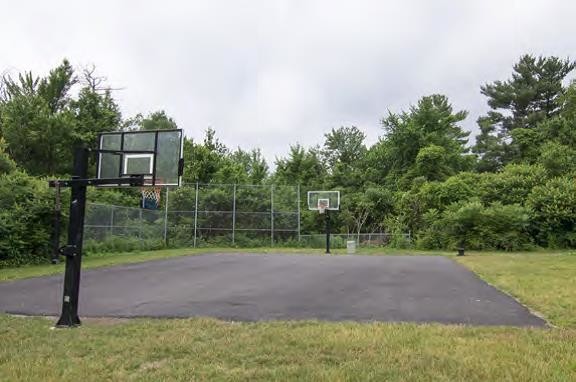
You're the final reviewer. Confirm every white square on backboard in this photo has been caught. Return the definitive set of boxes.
[123,153,154,176]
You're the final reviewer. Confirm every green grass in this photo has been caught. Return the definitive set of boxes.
[1,315,575,381]
[456,251,576,328]
[2,249,576,380]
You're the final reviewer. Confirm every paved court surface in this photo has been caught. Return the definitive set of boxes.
[0,254,545,326]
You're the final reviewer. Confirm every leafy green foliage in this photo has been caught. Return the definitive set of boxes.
[84,237,165,254]
[528,178,576,248]
[0,60,121,175]
[274,144,325,187]
[418,201,531,251]
[538,142,576,177]
[368,94,471,189]
[182,128,230,184]
[481,164,547,205]
[0,137,16,175]
[125,110,178,131]
[473,55,576,170]
[3,54,576,266]
[0,171,53,267]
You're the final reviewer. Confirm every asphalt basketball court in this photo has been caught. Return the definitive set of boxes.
[0,253,545,326]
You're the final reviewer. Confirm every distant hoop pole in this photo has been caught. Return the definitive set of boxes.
[325,210,331,254]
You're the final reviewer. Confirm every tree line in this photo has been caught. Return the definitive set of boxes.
[1,55,575,266]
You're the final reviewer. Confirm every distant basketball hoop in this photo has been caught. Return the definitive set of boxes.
[317,198,329,214]
[307,191,340,254]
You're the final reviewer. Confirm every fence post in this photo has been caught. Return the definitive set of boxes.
[193,182,199,248]
[232,184,236,245]
[163,187,169,245]
[297,184,301,242]
[139,208,143,239]
[109,205,114,237]
[270,184,274,247]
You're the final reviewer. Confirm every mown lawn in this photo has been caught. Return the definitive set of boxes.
[1,249,575,381]
[456,251,576,328]
[1,315,575,381]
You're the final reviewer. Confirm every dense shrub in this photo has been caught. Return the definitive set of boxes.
[481,164,547,205]
[0,171,54,267]
[527,177,576,248]
[416,200,532,251]
[0,138,17,175]
[88,187,141,207]
[84,237,165,254]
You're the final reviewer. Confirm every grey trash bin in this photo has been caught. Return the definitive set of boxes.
[347,240,356,254]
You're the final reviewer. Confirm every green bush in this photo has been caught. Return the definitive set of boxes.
[527,177,576,248]
[416,209,449,249]
[0,137,17,175]
[0,171,54,267]
[84,236,166,254]
[88,187,141,207]
[482,164,547,205]
[417,200,532,251]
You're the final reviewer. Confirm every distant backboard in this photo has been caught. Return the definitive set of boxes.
[307,191,340,211]
[96,129,183,186]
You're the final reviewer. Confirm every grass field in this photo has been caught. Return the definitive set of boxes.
[1,249,575,381]
[456,252,576,328]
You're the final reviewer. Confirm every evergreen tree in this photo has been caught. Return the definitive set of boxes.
[473,55,575,171]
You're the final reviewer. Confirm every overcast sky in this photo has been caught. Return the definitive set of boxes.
[1,0,574,165]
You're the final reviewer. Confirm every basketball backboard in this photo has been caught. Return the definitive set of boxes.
[307,191,340,211]
[96,129,183,186]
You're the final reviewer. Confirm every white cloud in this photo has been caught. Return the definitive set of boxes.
[1,0,574,164]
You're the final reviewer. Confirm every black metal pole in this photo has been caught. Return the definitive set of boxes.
[51,182,61,264]
[56,148,89,328]
[325,210,331,254]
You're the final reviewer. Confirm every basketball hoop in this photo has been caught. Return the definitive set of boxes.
[317,198,329,214]
[141,181,162,209]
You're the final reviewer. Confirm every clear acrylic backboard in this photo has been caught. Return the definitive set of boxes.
[307,191,340,211]
[96,129,183,186]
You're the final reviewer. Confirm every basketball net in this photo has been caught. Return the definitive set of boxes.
[141,180,162,209]
[318,200,328,214]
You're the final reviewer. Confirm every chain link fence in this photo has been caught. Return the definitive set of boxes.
[83,203,166,252]
[83,183,408,250]
[299,233,411,249]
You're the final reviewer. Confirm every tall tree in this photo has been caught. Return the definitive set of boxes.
[126,110,178,131]
[368,94,471,189]
[473,55,575,171]
[182,128,229,184]
[0,60,77,175]
[70,67,122,150]
[274,144,326,188]
[322,126,367,189]
[0,60,121,175]
[322,126,366,168]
